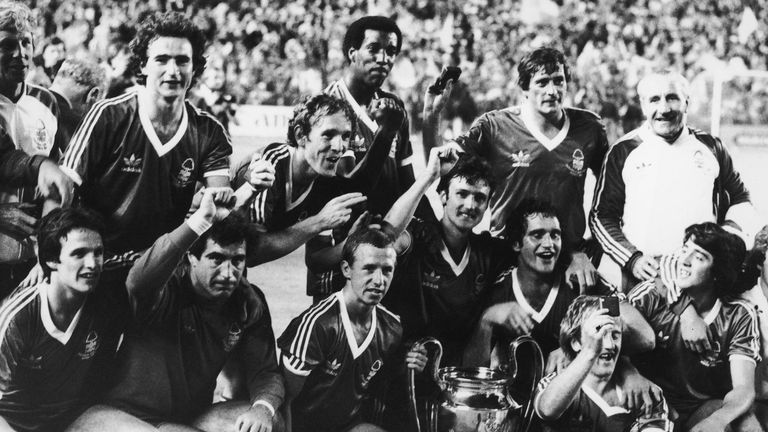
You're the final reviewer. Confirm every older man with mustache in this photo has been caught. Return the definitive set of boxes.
[590,69,758,291]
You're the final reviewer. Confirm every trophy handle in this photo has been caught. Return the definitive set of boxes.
[507,336,544,432]
[408,337,443,432]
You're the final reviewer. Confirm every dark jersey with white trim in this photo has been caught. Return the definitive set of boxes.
[382,217,511,366]
[491,268,614,356]
[278,292,402,432]
[60,90,231,261]
[628,278,761,410]
[534,371,673,431]
[456,107,608,246]
[0,283,127,432]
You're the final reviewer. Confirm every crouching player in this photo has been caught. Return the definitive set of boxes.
[534,296,673,431]
[278,227,426,432]
[68,188,284,432]
[629,223,762,431]
[0,208,126,432]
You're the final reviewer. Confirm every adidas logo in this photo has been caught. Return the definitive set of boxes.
[121,154,142,173]
[322,358,342,376]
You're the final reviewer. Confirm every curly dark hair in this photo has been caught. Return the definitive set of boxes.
[286,94,354,146]
[128,11,208,87]
[342,16,402,62]
[37,207,105,279]
[189,212,252,259]
[505,198,560,245]
[517,47,571,91]
[683,223,747,299]
[436,153,495,196]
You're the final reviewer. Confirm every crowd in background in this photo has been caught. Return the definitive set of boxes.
[27,0,768,142]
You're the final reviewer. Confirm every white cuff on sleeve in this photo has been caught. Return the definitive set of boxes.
[186,211,213,236]
[251,400,276,417]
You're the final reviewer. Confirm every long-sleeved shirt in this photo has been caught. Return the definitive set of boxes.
[105,222,283,423]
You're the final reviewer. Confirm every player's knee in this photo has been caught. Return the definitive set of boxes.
[65,404,155,432]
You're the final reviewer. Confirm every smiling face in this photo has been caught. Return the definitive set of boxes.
[141,36,194,100]
[300,111,352,177]
[572,317,623,380]
[47,228,104,294]
[640,77,688,141]
[514,214,562,276]
[348,29,398,89]
[523,64,567,118]
[440,177,490,233]
[188,238,246,301]
[341,244,397,307]
[0,29,33,88]
[676,237,715,290]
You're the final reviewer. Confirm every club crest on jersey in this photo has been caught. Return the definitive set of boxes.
[174,158,195,187]
[474,273,487,295]
[21,354,43,370]
[360,359,382,389]
[698,341,722,367]
[121,154,143,173]
[693,150,705,169]
[511,151,531,168]
[322,358,342,376]
[566,149,586,176]
[78,331,100,360]
[33,119,50,151]
[223,324,242,352]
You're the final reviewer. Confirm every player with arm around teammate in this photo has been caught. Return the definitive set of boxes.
[534,295,672,432]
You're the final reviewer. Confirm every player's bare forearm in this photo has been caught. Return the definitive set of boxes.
[535,351,594,420]
[204,174,230,188]
[0,416,16,432]
[421,114,441,157]
[247,218,324,266]
[306,243,344,273]
[384,171,434,238]
[707,359,756,427]
[462,320,494,367]
[618,302,655,353]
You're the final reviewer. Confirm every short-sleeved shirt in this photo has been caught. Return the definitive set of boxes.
[382,217,511,366]
[278,291,402,432]
[491,268,615,356]
[456,106,608,246]
[0,83,61,263]
[628,279,761,410]
[740,282,768,399]
[534,371,673,432]
[60,89,231,263]
[0,282,127,432]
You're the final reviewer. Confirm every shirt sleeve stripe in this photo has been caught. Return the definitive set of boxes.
[0,286,39,350]
[288,295,338,366]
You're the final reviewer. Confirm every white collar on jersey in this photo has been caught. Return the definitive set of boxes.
[511,268,559,323]
[335,291,377,359]
[519,104,571,151]
[335,79,379,133]
[137,87,189,157]
[284,146,315,212]
[638,121,692,147]
[702,299,722,325]
[438,239,471,276]
[581,384,630,417]
[39,283,85,345]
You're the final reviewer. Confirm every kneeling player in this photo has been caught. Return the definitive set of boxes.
[629,223,762,431]
[278,227,426,432]
[0,208,126,431]
[68,189,284,432]
[534,295,672,431]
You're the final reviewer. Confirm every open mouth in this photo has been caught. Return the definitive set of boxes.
[678,268,691,278]
[598,351,617,361]
[537,251,556,260]
[79,272,100,281]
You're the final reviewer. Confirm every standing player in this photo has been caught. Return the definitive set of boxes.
[0,1,70,289]
[425,47,609,291]
[308,15,434,300]
[534,296,673,432]
[52,12,233,285]
[69,189,284,432]
[278,227,424,432]
[590,70,758,290]
[230,93,404,265]
[628,223,762,431]
[0,208,126,432]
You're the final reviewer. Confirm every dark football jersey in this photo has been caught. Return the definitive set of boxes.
[628,279,761,411]
[534,371,673,431]
[60,89,231,262]
[491,268,614,356]
[456,107,608,247]
[382,217,511,366]
[278,292,403,432]
[0,282,127,432]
